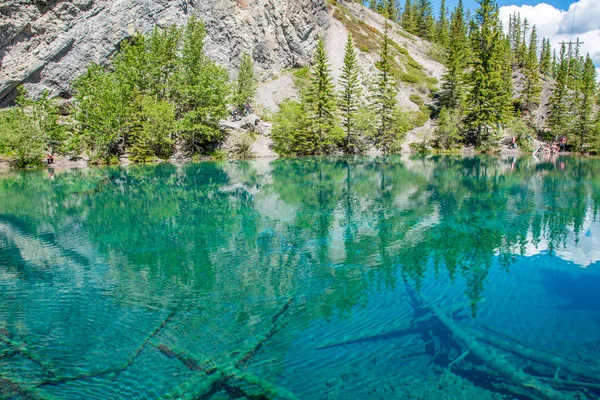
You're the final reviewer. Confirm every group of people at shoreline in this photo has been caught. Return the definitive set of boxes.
[534,136,567,156]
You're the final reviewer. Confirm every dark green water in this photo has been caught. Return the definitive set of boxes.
[1,156,600,400]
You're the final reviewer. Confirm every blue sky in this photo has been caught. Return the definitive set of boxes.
[432,0,600,73]
[438,0,574,13]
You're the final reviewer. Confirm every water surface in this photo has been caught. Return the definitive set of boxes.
[1,156,600,399]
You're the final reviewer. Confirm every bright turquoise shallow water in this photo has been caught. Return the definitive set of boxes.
[1,156,600,400]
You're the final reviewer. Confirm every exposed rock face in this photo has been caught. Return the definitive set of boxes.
[0,0,330,105]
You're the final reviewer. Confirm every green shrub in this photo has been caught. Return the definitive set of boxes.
[409,94,424,106]
[505,117,534,151]
[432,107,463,150]
[0,88,66,168]
[409,141,430,154]
[209,149,227,160]
[400,73,420,84]
[271,99,310,156]
[230,133,255,159]
[74,16,230,160]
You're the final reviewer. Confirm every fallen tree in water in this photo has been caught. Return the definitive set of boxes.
[403,280,571,400]
[464,325,600,386]
[162,298,298,400]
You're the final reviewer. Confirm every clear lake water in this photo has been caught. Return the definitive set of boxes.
[1,155,600,400]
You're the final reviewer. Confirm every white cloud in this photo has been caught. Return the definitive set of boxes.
[499,0,600,74]
[558,0,600,35]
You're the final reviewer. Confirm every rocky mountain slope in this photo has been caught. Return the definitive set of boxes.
[0,0,446,159]
[0,0,330,105]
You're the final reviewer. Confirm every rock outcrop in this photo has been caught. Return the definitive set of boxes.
[0,0,330,105]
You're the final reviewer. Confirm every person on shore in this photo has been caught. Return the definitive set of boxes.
[512,136,517,149]
[47,152,54,165]
[560,136,566,152]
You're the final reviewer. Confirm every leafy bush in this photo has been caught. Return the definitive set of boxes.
[505,117,534,151]
[400,73,420,84]
[0,88,66,168]
[432,107,463,150]
[230,133,255,159]
[271,99,310,156]
[409,94,424,106]
[209,149,227,160]
[74,16,230,161]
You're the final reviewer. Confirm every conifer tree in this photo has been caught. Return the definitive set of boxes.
[576,55,597,151]
[516,18,529,68]
[465,0,508,147]
[373,23,399,153]
[234,53,257,110]
[339,34,362,153]
[402,0,416,34]
[436,0,450,47]
[415,0,435,40]
[510,13,522,67]
[305,37,340,154]
[539,38,552,76]
[522,25,541,110]
[499,32,514,114]
[552,49,557,78]
[439,0,467,111]
[383,0,399,21]
[548,43,572,140]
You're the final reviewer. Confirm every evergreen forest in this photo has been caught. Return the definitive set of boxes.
[1,0,599,167]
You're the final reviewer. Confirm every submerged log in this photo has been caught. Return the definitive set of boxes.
[464,326,600,385]
[236,298,294,370]
[315,322,417,350]
[0,333,56,377]
[38,311,175,386]
[163,298,297,400]
[403,281,567,400]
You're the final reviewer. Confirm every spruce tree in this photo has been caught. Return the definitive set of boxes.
[234,53,257,110]
[499,32,514,115]
[436,0,450,47]
[339,34,362,153]
[516,18,529,68]
[576,55,597,151]
[539,38,552,77]
[402,0,416,34]
[415,0,435,40]
[522,25,541,110]
[439,0,468,111]
[548,43,572,140]
[373,23,399,153]
[305,37,340,154]
[465,0,508,147]
[383,0,399,21]
[510,12,522,67]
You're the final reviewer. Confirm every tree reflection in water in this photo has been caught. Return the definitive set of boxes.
[0,156,599,399]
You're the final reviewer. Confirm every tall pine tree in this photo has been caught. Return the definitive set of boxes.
[339,34,362,153]
[465,0,509,147]
[548,43,572,140]
[539,38,552,77]
[436,0,450,47]
[522,25,541,111]
[415,0,435,40]
[402,0,416,34]
[373,23,399,153]
[576,55,597,151]
[439,0,468,111]
[305,37,340,154]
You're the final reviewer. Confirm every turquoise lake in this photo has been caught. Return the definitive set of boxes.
[1,156,600,399]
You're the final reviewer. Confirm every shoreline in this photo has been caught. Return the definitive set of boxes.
[0,149,586,174]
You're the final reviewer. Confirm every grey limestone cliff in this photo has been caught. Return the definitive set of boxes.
[0,0,330,105]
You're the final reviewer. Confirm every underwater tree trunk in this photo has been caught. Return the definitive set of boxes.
[403,281,567,400]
